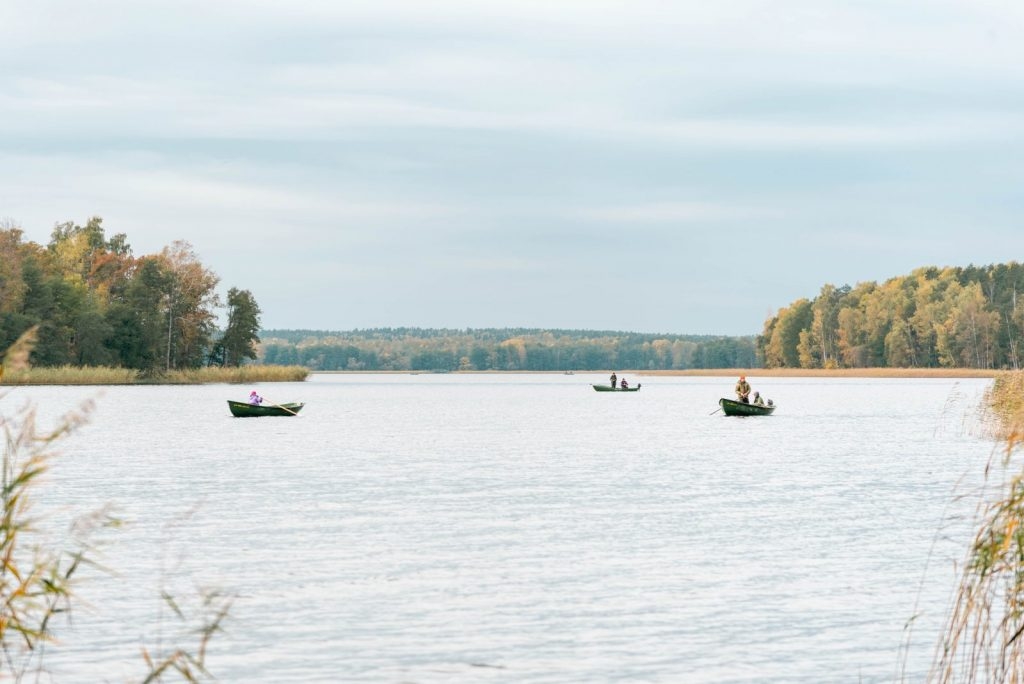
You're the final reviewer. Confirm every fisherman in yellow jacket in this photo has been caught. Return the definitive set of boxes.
[735,375,751,403]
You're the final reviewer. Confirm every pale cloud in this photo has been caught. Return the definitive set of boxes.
[1,0,1022,333]
[7,75,1013,153]
[578,202,773,224]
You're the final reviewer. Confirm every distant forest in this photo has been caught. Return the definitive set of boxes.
[760,262,1024,369]
[259,328,758,371]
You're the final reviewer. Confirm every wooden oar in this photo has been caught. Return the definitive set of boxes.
[263,398,299,416]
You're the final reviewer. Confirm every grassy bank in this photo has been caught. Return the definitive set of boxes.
[0,365,309,385]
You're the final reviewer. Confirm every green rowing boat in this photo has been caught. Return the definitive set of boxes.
[718,397,775,416]
[592,384,641,392]
[227,400,304,417]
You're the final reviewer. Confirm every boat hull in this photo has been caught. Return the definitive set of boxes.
[227,400,304,417]
[719,397,775,416]
[592,384,640,392]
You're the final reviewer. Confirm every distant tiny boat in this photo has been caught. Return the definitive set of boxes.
[227,400,304,417]
[718,397,775,416]
[592,384,641,392]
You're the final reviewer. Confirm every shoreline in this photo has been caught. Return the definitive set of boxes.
[1,367,1008,385]
[636,368,1005,378]
[312,368,1008,379]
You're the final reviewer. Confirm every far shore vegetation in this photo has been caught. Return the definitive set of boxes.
[261,261,1024,374]
[762,262,1024,372]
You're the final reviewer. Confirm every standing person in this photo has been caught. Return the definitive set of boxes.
[735,375,751,403]
[610,372,618,389]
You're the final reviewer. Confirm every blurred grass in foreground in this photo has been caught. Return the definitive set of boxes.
[0,325,232,679]
[929,371,1024,682]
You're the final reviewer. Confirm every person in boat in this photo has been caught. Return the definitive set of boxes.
[752,391,765,406]
[620,378,629,389]
[610,372,618,389]
[735,375,751,403]
[248,390,264,405]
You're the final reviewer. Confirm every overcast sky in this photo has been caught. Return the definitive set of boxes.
[2,1,1022,335]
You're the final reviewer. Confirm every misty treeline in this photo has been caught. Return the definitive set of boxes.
[260,328,758,371]
[0,217,262,371]
[760,262,1024,369]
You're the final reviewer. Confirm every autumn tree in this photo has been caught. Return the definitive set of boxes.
[215,288,262,367]
[160,241,220,370]
[764,299,813,368]
[104,257,169,371]
[796,283,849,368]
[936,282,1000,368]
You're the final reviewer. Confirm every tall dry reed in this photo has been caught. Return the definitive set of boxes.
[1,365,140,385]
[929,371,1024,682]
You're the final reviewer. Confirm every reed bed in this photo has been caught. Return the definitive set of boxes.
[0,364,309,385]
[158,365,309,384]
[1,365,140,385]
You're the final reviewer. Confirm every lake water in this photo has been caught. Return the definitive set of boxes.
[5,373,1002,682]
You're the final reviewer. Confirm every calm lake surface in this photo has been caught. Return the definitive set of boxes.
[9,373,1001,682]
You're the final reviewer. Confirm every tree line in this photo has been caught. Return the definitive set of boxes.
[260,328,759,371]
[758,262,1024,369]
[0,217,262,371]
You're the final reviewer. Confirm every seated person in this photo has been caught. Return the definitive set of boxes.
[248,390,263,405]
[753,392,765,406]
[620,378,629,389]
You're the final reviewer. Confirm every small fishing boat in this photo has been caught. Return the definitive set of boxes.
[592,384,641,392]
[227,400,304,417]
[718,397,775,416]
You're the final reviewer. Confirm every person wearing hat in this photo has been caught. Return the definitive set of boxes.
[610,371,618,389]
[735,375,751,403]
[752,391,765,406]
[248,390,264,405]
